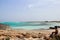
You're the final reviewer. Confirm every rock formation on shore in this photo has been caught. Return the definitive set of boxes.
[0,23,11,30]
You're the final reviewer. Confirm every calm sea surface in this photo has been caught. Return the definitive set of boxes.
[0,22,60,30]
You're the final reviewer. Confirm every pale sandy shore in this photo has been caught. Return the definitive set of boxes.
[0,29,60,40]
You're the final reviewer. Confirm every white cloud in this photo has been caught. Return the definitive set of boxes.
[28,4,33,8]
[27,0,60,8]
[23,0,60,21]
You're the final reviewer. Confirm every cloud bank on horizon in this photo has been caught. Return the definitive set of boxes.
[0,0,60,22]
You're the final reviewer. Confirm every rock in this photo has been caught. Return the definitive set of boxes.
[0,23,11,30]
[55,26,60,28]
[49,27,55,29]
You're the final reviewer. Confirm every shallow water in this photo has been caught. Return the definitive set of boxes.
[0,22,60,30]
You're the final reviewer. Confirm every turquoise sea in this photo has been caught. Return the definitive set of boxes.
[0,22,60,30]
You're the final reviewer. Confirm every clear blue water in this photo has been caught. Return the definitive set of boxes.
[0,22,60,30]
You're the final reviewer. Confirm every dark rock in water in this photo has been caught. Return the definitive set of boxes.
[55,26,60,28]
[0,23,11,30]
[49,26,60,29]
[49,27,55,29]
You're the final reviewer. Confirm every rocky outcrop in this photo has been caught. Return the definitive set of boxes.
[49,26,60,29]
[49,27,55,29]
[0,23,11,30]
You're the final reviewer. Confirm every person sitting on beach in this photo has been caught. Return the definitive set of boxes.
[50,26,58,38]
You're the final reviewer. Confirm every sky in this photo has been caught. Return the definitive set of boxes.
[0,0,60,22]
